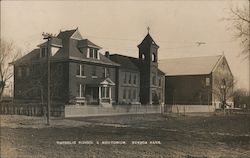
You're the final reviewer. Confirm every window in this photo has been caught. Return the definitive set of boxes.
[152,75,156,85]
[26,67,30,76]
[142,54,145,60]
[206,77,210,86]
[102,68,106,78]
[101,87,105,98]
[76,64,80,76]
[41,47,46,57]
[88,48,98,59]
[103,67,110,78]
[106,87,110,98]
[128,73,132,84]
[107,68,110,77]
[81,65,85,76]
[76,64,85,77]
[101,87,110,98]
[81,85,85,98]
[152,53,156,62]
[123,89,127,99]
[124,72,127,84]
[133,75,137,84]
[128,89,131,99]
[92,66,96,76]
[77,84,85,98]
[89,48,93,58]
[94,49,98,59]
[133,89,136,99]
[158,78,161,87]
[76,84,80,97]
[18,67,22,78]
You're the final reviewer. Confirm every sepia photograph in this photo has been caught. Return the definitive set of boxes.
[1,0,250,157]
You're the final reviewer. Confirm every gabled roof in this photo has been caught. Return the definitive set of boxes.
[86,77,115,87]
[109,54,139,71]
[71,29,83,40]
[13,49,40,65]
[159,55,223,76]
[69,53,120,67]
[50,37,63,47]
[78,39,102,49]
[37,37,62,48]
[138,33,159,48]
[57,29,77,40]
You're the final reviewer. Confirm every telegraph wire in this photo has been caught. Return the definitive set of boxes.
[86,34,234,44]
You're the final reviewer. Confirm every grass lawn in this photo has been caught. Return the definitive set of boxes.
[1,113,250,158]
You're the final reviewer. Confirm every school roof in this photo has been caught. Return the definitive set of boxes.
[109,54,139,71]
[13,29,119,67]
[159,55,223,76]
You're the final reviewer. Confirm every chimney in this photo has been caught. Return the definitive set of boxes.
[105,51,110,58]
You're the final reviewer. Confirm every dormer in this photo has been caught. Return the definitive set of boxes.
[50,37,62,56]
[70,29,83,40]
[38,37,62,58]
[78,39,102,60]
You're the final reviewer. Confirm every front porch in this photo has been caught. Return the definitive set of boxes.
[75,78,115,107]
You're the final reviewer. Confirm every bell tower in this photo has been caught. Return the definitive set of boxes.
[138,28,160,104]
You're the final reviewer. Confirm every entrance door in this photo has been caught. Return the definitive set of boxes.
[92,87,98,103]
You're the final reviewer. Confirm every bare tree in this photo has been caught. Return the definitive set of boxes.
[233,88,250,108]
[19,61,65,105]
[0,39,20,101]
[225,2,250,58]
[212,73,235,110]
[223,2,250,105]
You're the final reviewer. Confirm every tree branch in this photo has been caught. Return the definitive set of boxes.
[230,8,250,23]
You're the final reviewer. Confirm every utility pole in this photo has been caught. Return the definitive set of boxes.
[42,32,53,125]
[249,0,250,97]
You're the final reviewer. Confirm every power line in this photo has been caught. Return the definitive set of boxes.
[86,34,234,44]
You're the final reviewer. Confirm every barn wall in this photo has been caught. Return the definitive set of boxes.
[165,74,212,105]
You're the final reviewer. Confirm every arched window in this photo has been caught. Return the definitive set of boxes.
[142,54,145,60]
[152,53,156,62]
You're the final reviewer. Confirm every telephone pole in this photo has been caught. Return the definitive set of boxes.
[249,0,250,96]
[42,32,53,125]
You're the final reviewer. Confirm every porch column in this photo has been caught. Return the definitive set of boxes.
[99,86,102,105]
[109,87,112,104]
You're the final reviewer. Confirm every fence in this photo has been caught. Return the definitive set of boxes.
[65,104,163,117]
[166,104,216,113]
[0,103,64,117]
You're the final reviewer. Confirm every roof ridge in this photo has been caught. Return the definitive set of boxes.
[159,55,222,61]
[60,28,78,33]
[109,53,137,59]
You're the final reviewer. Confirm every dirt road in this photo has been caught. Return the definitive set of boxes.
[1,114,250,158]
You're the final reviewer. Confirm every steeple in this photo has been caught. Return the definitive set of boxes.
[138,28,159,62]
[137,27,161,105]
[138,28,159,48]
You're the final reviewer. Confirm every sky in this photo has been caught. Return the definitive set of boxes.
[1,0,249,91]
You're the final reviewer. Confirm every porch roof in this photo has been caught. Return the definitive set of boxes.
[86,77,115,87]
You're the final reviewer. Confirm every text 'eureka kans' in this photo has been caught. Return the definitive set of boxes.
[56,140,161,145]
